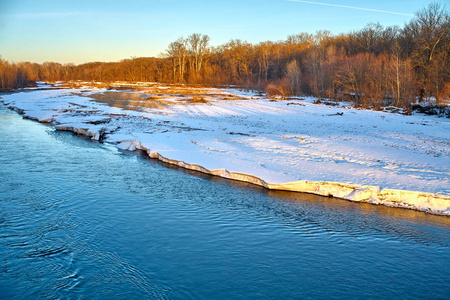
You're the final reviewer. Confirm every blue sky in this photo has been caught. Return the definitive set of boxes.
[0,0,441,64]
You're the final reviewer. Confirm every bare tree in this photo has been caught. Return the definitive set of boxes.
[187,33,210,82]
[405,2,449,99]
[285,59,301,95]
[166,37,188,83]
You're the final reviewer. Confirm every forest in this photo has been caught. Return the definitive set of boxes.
[1,3,449,109]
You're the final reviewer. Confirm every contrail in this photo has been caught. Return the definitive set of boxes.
[287,0,414,16]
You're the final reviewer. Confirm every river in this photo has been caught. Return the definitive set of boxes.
[0,102,449,299]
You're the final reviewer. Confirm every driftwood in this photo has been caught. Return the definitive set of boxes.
[326,112,343,116]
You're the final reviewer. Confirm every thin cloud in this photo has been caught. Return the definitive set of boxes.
[8,12,90,19]
[287,0,414,16]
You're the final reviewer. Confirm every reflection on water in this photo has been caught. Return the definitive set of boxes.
[0,102,449,299]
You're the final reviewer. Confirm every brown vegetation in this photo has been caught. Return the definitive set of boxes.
[1,3,449,108]
[0,58,36,91]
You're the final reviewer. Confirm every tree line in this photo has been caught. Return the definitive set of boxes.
[1,3,449,108]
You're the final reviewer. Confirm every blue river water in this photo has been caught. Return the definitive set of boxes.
[0,102,449,299]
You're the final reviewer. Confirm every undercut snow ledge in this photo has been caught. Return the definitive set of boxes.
[140,144,449,216]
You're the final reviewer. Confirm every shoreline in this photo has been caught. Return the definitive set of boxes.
[142,143,450,216]
[1,85,449,216]
[7,105,450,216]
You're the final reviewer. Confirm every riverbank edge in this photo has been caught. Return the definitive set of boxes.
[5,102,448,217]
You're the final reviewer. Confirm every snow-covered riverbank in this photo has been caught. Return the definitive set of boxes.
[1,83,449,215]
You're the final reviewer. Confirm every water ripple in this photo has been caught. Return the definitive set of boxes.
[1,103,449,299]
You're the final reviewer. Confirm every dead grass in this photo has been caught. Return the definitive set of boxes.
[146,95,164,100]
[108,83,249,101]
[68,82,252,112]
[49,81,251,102]
[189,96,209,103]
[73,91,169,110]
